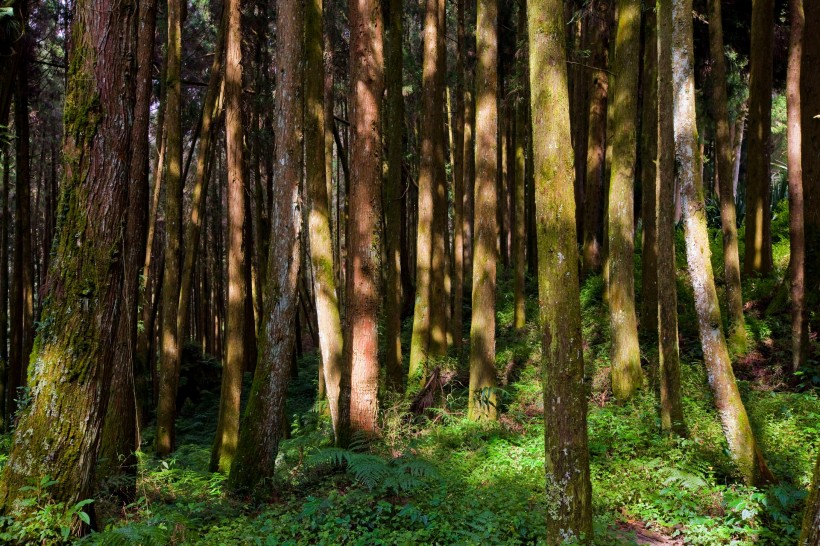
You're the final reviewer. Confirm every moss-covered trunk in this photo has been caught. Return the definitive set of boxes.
[228,0,303,489]
[528,0,593,540]
[512,2,526,333]
[607,0,642,400]
[467,0,498,422]
[0,0,135,514]
[672,0,773,486]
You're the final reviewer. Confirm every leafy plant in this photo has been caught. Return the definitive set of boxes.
[307,448,438,495]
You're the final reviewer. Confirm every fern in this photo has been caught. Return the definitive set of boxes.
[307,448,438,495]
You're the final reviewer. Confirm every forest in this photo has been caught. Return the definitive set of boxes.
[0,0,819,542]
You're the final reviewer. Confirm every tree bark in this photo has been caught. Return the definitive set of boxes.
[468,0,498,421]
[803,0,820,325]
[452,0,466,350]
[744,0,774,276]
[512,3,526,333]
[0,0,135,514]
[607,0,642,400]
[672,0,773,486]
[528,0,594,540]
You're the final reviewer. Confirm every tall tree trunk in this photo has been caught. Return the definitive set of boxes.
[0,148,8,430]
[452,0,466,350]
[528,0,593,539]
[786,0,806,371]
[409,0,444,385]
[803,0,820,326]
[211,0,245,473]
[744,0,774,276]
[512,0,526,332]
[345,0,384,435]
[708,0,748,355]
[607,0,642,400]
[0,0,135,513]
[155,0,185,456]
[672,0,773,486]
[468,0,498,421]
[656,0,684,436]
[229,0,303,486]
[306,0,348,441]
[639,8,658,338]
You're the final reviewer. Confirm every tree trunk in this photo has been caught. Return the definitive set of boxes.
[803,0,820,324]
[639,8,658,338]
[155,0,185,456]
[211,0,245,474]
[708,0,748,355]
[528,0,593,540]
[0,148,8,430]
[452,0,466,350]
[345,0,384,435]
[607,0,642,400]
[672,0,773,486]
[656,0,685,436]
[467,0,498,421]
[744,0,774,276]
[306,0,348,441]
[786,0,806,371]
[0,0,135,514]
[512,7,526,333]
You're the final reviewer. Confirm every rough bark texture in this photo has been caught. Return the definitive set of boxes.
[512,1,526,332]
[228,0,303,489]
[452,0,466,350]
[345,0,383,435]
[528,0,593,541]
[786,0,806,371]
[639,8,658,338]
[607,0,642,400]
[156,0,185,456]
[672,0,773,486]
[468,0,498,421]
[744,0,774,276]
[656,0,684,436]
[212,0,245,474]
[306,0,348,440]
[803,0,820,327]
[707,0,748,355]
[0,0,134,512]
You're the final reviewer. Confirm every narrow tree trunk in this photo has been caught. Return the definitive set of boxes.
[452,0,466,350]
[786,0,806,371]
[656,0,684,436]
[607,0,642,400]
[672,0,773,486]
[155,0,185,456]
[802,0,820,326]
[528,0,593,539]
[744,0,774,276]
[512,0,526,332]
[0,0,135,513]
[345,0,384,435]
[228,0,303,488]
[468,0,498,421]
[306,0,348,441]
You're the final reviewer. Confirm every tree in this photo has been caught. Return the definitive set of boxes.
[707,0,748,355]
[452,0,466,349]
[512,1,526,333]
[345,0,384,434]
[528,0,593,539]
[228,0,304,489]
[211,0,246,473]
[607,0,642,400]
[306,0,348,439]
[656,0,684,435]
[744,0,774,276]
[468,0,498,422]
[786,0,806,371]
[156,0,185,456]
[672,0,773,486]
[803,0,820,314]
[0,0,135,511]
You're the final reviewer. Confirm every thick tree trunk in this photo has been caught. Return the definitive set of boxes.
[786,0,806,371]
[708,0,748,355]
[744,0,774,276]
[211,0,245,473]
[672,0,773,486]
[345,0,384,435]
[656,0,684,435]
[228,0,303,489]
[155,0,185,456]
[306,0,348,440]
[528,0,593,540]
[0,0,135,514]
[468,0,498,421]
[639,8,658,338]
[607,0,642,400]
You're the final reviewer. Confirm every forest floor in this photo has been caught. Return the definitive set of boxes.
[4,220,820,545]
